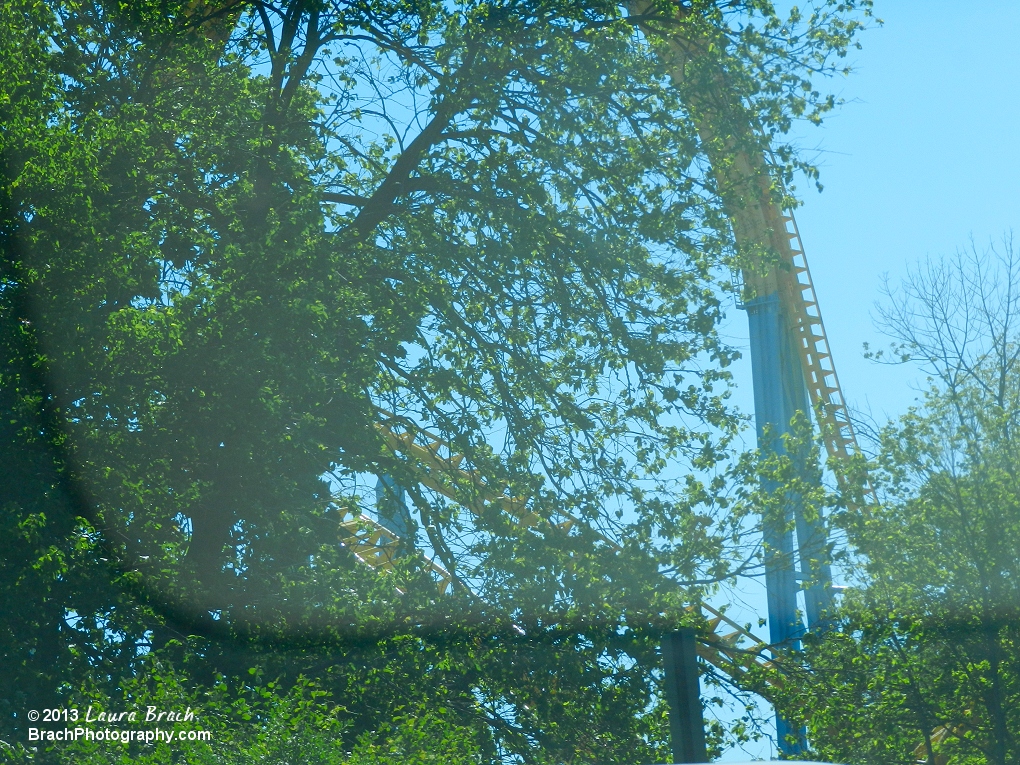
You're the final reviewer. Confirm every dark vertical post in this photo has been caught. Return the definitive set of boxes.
[662,628,707,764]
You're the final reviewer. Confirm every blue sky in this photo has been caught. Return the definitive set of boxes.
[762,0,1020,427]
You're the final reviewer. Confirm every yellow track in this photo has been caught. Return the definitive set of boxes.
[183,1,909,756]
[336,411,776,684]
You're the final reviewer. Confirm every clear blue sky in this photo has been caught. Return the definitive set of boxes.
[767,0,1020,427]
[716,4,1020,757]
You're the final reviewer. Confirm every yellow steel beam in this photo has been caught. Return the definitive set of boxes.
[359,411,777,684]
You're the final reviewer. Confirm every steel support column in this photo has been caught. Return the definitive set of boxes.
[746,292,835,628]
[375,474,415,547]
[662,628,708,764]
[744,292,806,755]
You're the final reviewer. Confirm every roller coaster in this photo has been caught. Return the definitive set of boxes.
[185,2,887,761]
[336,197,854,756]
[327,9,874,761]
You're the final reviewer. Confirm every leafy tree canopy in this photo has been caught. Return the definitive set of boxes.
[779,238,1020,765]
[1,0,873,761]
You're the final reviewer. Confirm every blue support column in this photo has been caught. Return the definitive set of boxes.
[779,339,834,633]
[745,293,837,625]
[772,309,834,633]
[375,474,415,548]
[744,292,818,756]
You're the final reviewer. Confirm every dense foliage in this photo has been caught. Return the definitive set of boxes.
[1,0,874,762]
[772,241,1020,765]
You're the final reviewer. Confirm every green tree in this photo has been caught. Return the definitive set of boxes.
[784,238,1020,765]
[1,0,874,761]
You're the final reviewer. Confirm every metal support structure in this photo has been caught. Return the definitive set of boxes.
[662,628,708,764]
[375,474,415,547]
[744,292,806,755]
[745,288,837,757]
[745,290,835,630]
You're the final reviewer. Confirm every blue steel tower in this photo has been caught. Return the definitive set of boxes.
[745,285,835,634]
[709,151,837,758]
[744,283,834,754]
[635,20,841,748]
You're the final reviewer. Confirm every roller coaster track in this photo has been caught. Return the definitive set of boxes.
[338,508,776,684]
[626,1,873,495]
[776,213,877,505]
[335,410,778,688]
[779,213,859,463]
[183,1,901,757]
[331,0,877,721]
[339,506,770,670]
